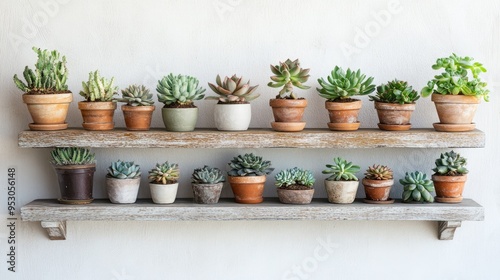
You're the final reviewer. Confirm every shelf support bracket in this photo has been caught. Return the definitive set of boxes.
[41,221,66,240]
[438,221,461,240]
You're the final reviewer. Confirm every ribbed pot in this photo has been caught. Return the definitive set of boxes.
[53,164,96,204]
[122,105,155,131]
[374,102,415,130]
[324,180,359,204]
[228,175,266,204]
[105,177,140,204]
[149,182,178,204]
[161,107,198,132]
[22,92,72,130]
[191,182,224,204]
[432,174,467,203]
[325,100,362,131]
[78,101,117,131]
[362,178,394,201]
[431,94,479,124]
[277,188,314,204]
[214,103,251,131]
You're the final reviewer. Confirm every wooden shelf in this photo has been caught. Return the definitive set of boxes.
[21,198,484,241]
[18,128,485,149]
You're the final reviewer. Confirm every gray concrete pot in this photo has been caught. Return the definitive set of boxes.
[105,177,140,204]
[161,107,198,131]
[277,188,314,204]
[191,182,224,204]
[324,180,359,204]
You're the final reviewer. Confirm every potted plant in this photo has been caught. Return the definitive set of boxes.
[267,59,311,132]
[106,160,141,204]
[206,74,260,131]
[275,167,315,204]
[322,157,360,204]
[191,165,226,204]
[50,147,96,204]
[421,53,489,132]
[316,66,375,131]
[79,70,118,130]
[362,164,394,204]
[116,85,155,131]
[13,47,72,131]
[369,79,420,131]
[400,171,435,203]
[227,153,274,204]
[156,73,206,131]
[148,161,180,204]
[431,150,468,203]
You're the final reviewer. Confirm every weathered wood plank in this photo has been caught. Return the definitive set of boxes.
[18,128,485,149]
[40,221,66,240]
[438,221,462,240]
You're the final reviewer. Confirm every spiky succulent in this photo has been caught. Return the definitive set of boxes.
[228,153,274,177]
[148,161,180,184]
[206,74,260,103]
[268,59,311,99]
[364,165,393,180]
[400,171,435,203]
[317,66,375,101]
[191,165,226,184]
[107,160,141,179]
[50,147,95,166]
[275,167,315,188]
[13,47,69,94]
[433,150,468,176]
[156,74,206,106]
[322,157,360,181]
[369,79,420,104]
[116,85,154,106]
[79,70,118,101]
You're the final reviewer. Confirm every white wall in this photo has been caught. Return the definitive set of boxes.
[1,0,499,279]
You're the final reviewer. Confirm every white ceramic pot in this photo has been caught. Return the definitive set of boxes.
[149,182,179,204]
[324,180,359,204]
[106,177,141,204]
[214,103,251,131]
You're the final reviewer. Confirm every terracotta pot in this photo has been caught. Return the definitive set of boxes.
[228,175,266,204]
[22,93,72,131]
[269,99,307,132]
[325,100,362,131]
[432,174,467,203]
[431,94,479,132]
[362,178,393,201]
[324,180,359,204]
[191,182,224,204]
[105,176,140,204]
[214,103,251,131]
[161,107,198,132]
[277,188,314,204]
[374,102,415,131]
[78,101,117,131]
[149,182,178,204]
[122,105,155,131]
[53,164,96,204]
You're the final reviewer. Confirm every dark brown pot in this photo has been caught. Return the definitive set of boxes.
[325,100,362,131]
[362,178,393,201]
[192,182,224,204]
[54,164,96,204]
[78,101,117,131]
[229,175,266,204]
[374,102,415,131]
[277,188,314,204]
[432,174,467,203]
[122,105,155,131]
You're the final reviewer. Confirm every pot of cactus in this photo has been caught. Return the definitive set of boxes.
[191,165,226,204]
[13,47,72,131]
[106,160,141,204]
[148,161,180,204]
[322,157,360,204]
[275,167,315,204]
[362,164,394,204]
[431,151,468,203]
[316,66,375,131]
[400,171,435,203]
[206,74,260,131]
[156,74,206,132]
[116,85,155,131]
[267,59,311,132]
[421,53,489,132]
[50,147,96,204]
[78,70,118,131]
[227,153,274,204]
[369,79,419,131]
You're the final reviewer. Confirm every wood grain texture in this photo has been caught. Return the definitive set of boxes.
[40,221,66,240]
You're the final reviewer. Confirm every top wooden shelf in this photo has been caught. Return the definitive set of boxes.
[18,128,485,149]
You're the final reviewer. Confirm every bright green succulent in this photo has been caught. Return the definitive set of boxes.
[50,147,95,165]
[317,66,375,101]
[80,70,118,102]
[116,85,154,106]
[107,160,141,179]
[268,59,311,99]
[192,165,226,184]
[364,164,393,180]
[148,161,180,184]
[322,157,360,181]
[228,153,274,177]
[433,150,468,176]
[369,79,420,104]
[206,74,260,103]
[156,74,206,106]
[400,171,435,203]
[275,167,315,188]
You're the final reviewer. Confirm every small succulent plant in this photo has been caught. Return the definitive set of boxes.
[79,70,118,102]
[433,150,468,176]
[156,74,206,106]
[275,167,315,189]
[268,59,311,99]
[364,165,393,180]
[116,85,154,106]
[206,74,260,103]
[192,165,225,184]
[228,153,274,177]
[317,66,375,101]
[369,79,420,104]
[322,157,360,181]
[400,171,435,203]
[50,147,95,165]
[107,160,141,179]
[148,161,180,184]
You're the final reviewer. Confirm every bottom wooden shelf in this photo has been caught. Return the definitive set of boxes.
[21,198,484,241]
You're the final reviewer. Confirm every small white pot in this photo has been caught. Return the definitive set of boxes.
[106,177,140,204]
[324,180,359,204]
[214,103,251,131]
[149,182,178,204]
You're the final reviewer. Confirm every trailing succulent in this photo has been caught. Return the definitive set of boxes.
[317,66,375,101]
[322,157,359,181]
[50,147,95,165]
[369,79,420,104]
[421,53,489,101]
[107,160,141,179]
[364,165,393,180]
[80,70,118,102]
[275,167,315,189]
[13,47,69,94]
[116,85,154,106]
[206,74,260,103]
[433,150,468,176]
[228,153,274,176]
[148,161,180,184]
[192,165,225,184]
[156,74,206,107]
[268,59,310,99]
[400,171,435,203]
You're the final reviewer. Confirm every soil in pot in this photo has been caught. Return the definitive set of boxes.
[23,92,72,130]
[362,178,394,203]
[78,101,117,131]
[106,177,140,203]
[325,99,361,131]
[229,175,266,204]
[54,164,96,204]
[374,102,415,131]
[432,174,467,203]
[192,183,224,204]
[122,105,155,131]
[324,180,359,204]
[277,187,314,204]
